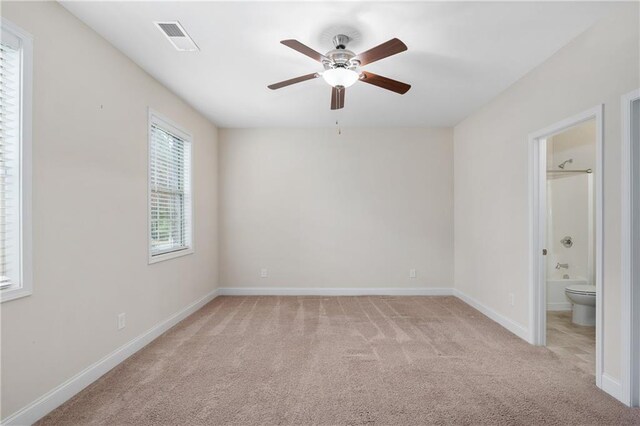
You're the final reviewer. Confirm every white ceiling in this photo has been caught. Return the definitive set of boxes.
[61,1,618,128]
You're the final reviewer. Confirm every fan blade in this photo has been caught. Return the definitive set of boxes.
[355,38,407,66]
[281,39,326,63]
[331,86,345,110]
[360,71,411,94]
[268,73,319,90]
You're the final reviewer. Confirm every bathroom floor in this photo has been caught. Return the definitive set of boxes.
[546,311,595,376]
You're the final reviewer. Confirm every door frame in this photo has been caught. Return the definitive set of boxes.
[621,89,640,407]
[528,105,604,386]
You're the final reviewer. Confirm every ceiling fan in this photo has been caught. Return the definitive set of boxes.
[268,34,411,110]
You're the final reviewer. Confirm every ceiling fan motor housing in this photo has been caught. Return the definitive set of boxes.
[323,34,360,71]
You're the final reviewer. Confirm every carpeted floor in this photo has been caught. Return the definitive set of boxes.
[39,296,640,425]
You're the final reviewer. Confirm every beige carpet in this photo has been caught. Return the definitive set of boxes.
[39,296,640,425]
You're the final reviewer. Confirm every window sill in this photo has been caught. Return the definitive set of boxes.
[1,287,32,303]
[148,248,194,264]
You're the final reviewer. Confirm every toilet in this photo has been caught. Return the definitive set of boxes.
[565,284,596,326]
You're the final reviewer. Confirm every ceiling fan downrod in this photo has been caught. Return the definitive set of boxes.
[332,34,350,50]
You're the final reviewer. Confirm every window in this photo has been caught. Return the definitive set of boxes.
[0,19,32,303]
[148,110,193,263]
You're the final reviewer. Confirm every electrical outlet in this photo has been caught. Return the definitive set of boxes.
[409,269,417,279]
[260,268,268,278]
[509,293,515,307]
[117,313,126,330]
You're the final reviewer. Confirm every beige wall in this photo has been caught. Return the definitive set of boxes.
[219,128,453,290]
[0,1,219,420]
[454,3,639,381]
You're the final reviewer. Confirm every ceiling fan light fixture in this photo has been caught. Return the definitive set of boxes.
[268,36,410,110]
[322,68,359,88]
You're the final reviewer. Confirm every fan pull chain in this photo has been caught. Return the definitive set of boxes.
[336,120,341,135]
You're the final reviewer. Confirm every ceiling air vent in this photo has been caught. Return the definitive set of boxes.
[154,21,199,52]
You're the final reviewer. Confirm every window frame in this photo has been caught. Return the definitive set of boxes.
[0,18,33,303]
[147,109,194,264]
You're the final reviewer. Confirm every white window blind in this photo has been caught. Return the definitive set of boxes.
[0,18,32,303]
[1,29,23,290]
[148,113,192,261]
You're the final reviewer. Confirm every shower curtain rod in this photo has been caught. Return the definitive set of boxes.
[547,168,592,174]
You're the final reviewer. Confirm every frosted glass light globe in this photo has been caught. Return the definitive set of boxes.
[322,68,359,88]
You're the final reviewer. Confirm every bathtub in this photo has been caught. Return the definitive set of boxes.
[547,278,588,311]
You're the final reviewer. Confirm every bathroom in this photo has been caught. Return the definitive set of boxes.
[545,118,596,375]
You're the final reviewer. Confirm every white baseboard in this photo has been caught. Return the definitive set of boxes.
[547,302,572,311]
[601,373,625,404]
[217,287,455,296]
[2,289,219,426]
[453,289,530,342]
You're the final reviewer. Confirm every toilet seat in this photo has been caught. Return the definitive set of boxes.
[565,284,596,296]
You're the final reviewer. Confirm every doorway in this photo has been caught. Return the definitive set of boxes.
[545,119,596,376]
[528,106,603,387]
